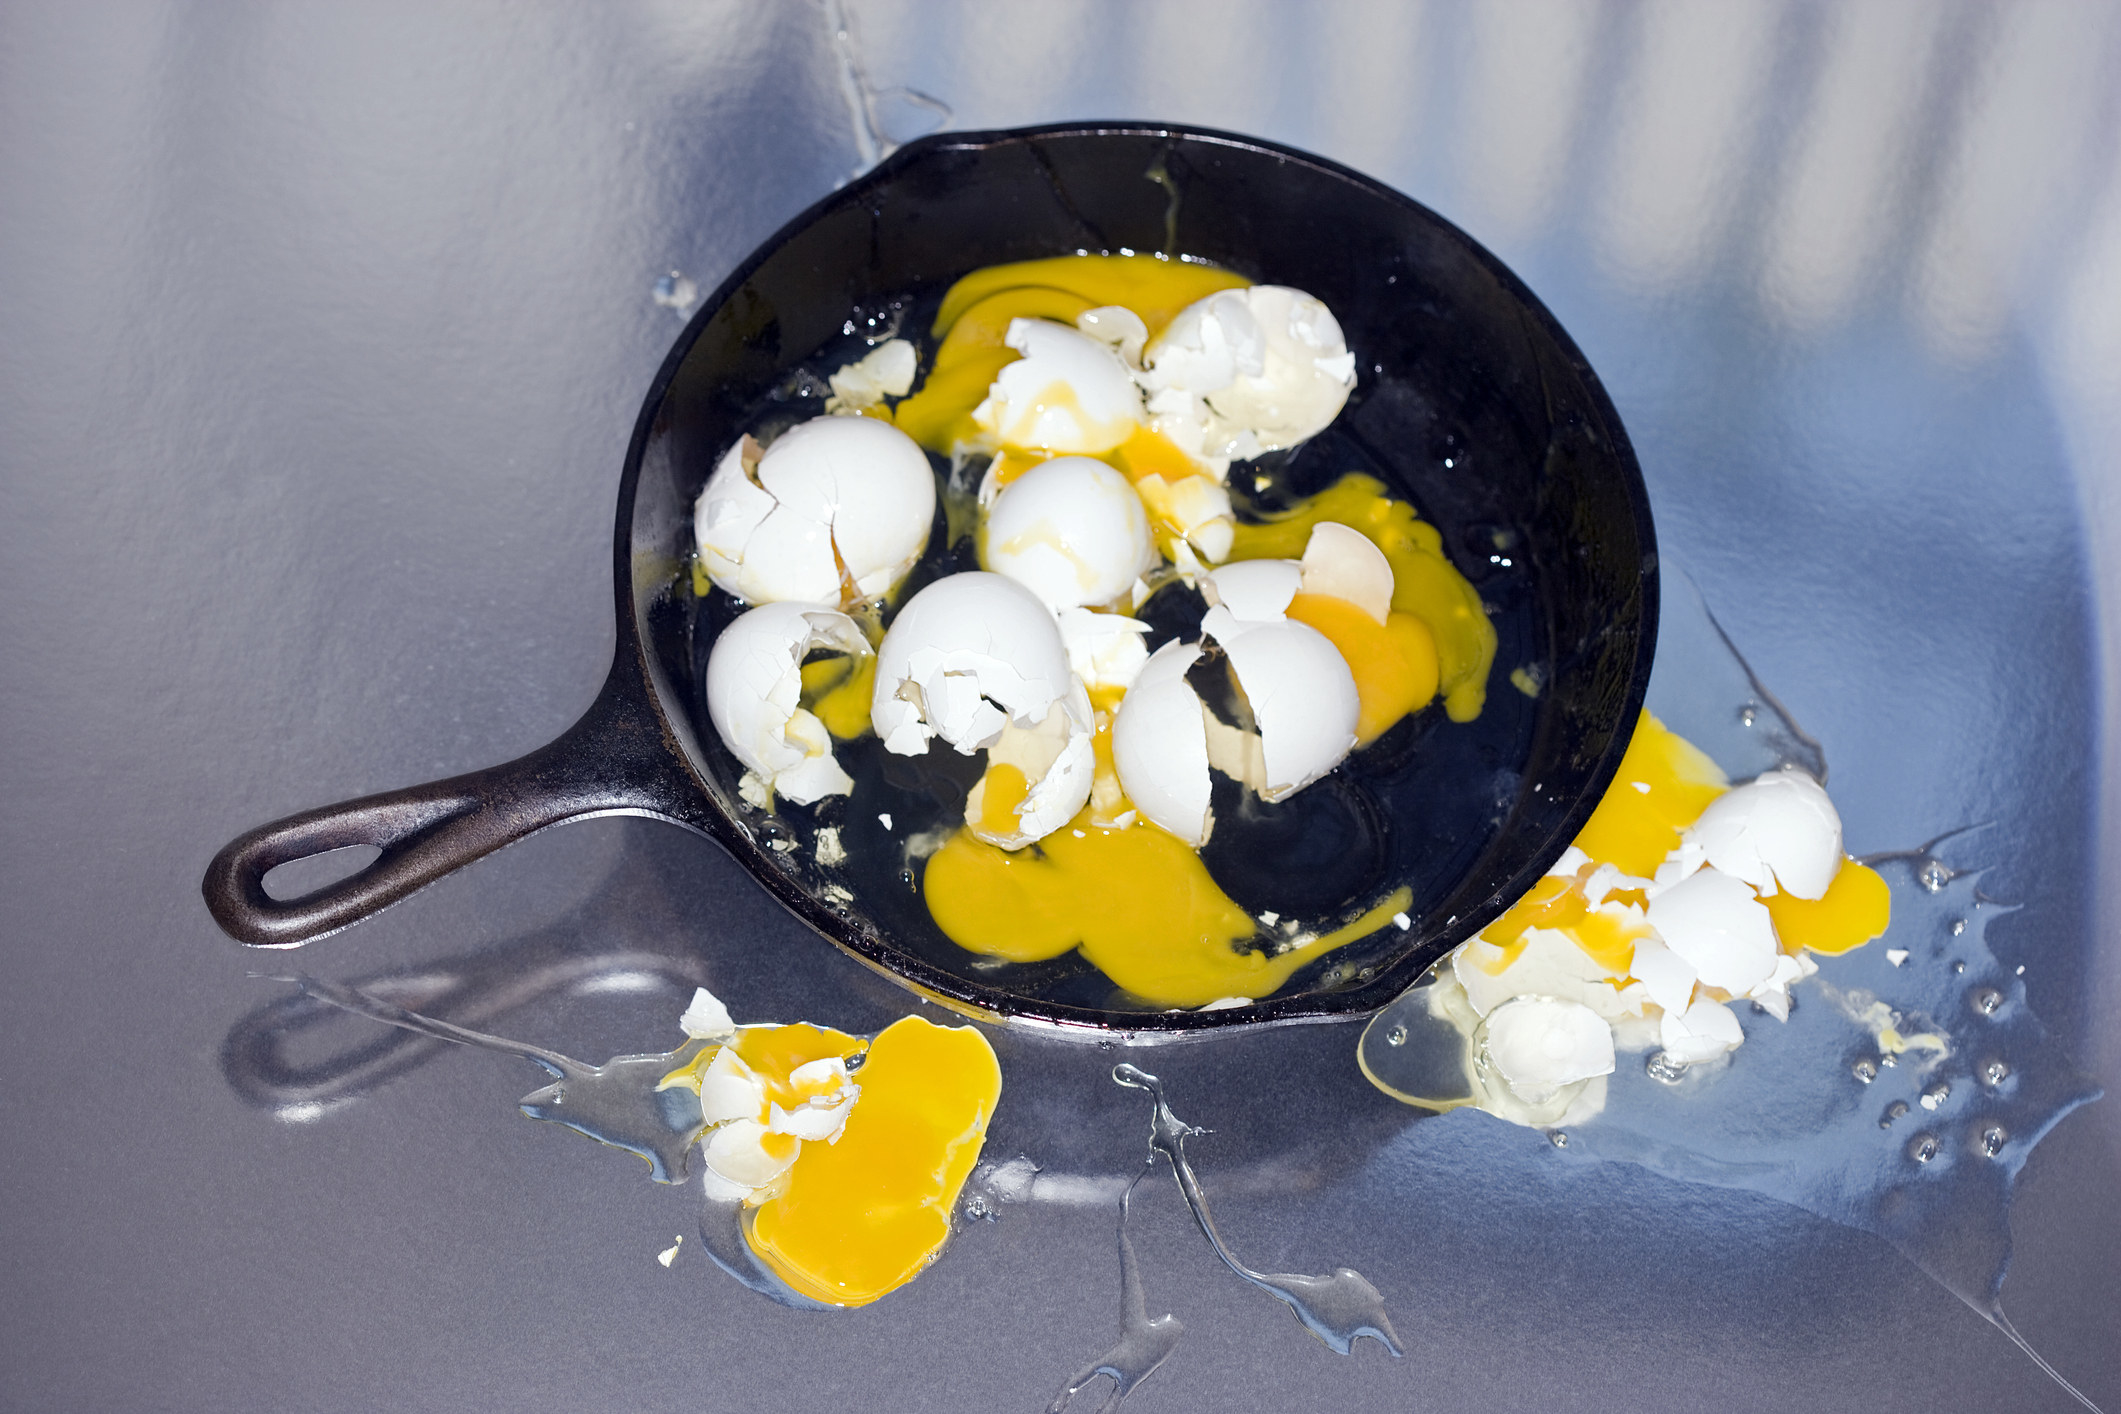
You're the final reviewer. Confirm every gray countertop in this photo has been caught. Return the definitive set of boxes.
[3,3,2117,1410]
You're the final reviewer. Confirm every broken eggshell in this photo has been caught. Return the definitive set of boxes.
[972,318,1143,454]
[962,688,1097,851]
[704,602,871,806]
[981,455,1156,612]
[871,572,1075,757]
[693,414,937,605]
[1110,639,1213,846]
[1688,766,1843,900]
[1141,285,1357,458]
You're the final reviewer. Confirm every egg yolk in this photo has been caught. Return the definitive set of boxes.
[745,1015,1001,1307]
[930,254,1251,345]
[1225,474,1496,723]
[1283,592,1441,745]
[922,805,1411,1008]
[975,762,1032,836]
[1566,711,1730,878]
[1763,860,1891,956]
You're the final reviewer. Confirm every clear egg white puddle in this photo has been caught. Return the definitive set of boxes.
[1045,1167,1184,1414]
[1361,578,2105,1411]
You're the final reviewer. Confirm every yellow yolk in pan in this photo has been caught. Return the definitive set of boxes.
[745,1015,1000,1308]
[1225,474,1496,723]
[921,804,1412,1008]
[798,654,879,740]
[1283,592,1441,745]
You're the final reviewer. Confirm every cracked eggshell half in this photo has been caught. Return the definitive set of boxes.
[972,318,1143,454]
[981,455,1156,612]
[1142,285,1356,456]
[705,602,870,805]
[694,415,936,605]
[1644,866,1781,994]
[1480,995,1617,1104]
[1201,606,1359,802]
[1110,640,1212,846]
[871,571,1074,756]
[1688,767,1843,899]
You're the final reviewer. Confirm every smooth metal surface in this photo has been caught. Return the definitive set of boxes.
[3,3,2116,1411]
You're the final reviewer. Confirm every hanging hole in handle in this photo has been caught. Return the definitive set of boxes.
[262,844,386,902]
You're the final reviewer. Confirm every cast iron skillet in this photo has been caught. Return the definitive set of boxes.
[202,123,1657,1036]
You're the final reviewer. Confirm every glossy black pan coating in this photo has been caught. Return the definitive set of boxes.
[202,123,1656,1035]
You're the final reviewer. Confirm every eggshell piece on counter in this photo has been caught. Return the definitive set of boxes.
[871,572,1074,756]
[704,602,870,805]
[1481,995,1618,1103]
[981,455,1156,611]
[1111,640,1213,846]
[972,318,1143,454]
[694,416,936,604]
[1689,767,1844,900]
[1645,867,1781,994]
[1659,996,1745,1063]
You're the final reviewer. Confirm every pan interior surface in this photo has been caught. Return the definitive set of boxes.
[625,126,1654,1032]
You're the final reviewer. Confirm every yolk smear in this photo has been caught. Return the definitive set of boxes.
[976,762,1031,836]
[1479,874,1590,958]
[746,1015,1000,1308]
[1571,904,1648,976]
[1763,860,1891,956]
[1284,592,1441,744]
[1226,474,1495,722]
[1085,686,1134,827]
[1567,712,1729,879]
[987,447,1051,491]
[931,254,1251,345]
[798,654,878,740]
[922,805,1412,1008]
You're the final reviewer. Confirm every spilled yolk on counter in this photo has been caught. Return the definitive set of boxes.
[1568,711,1730,879]
[1283,592,1441,745]
[1764,862,1893,956]
[746,1015,1000,1307]
[921,805,1412,1008]
[1226,474,1496,723]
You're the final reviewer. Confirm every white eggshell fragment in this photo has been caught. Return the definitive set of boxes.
[1659,997,1745,1063]
[1299,522,1394,624]
[823,338,917,413]
[1057,609,1151,693]
[871,572,1074,756]
[973,319,1143,454]
[695,1047,768,1127]
[1645,867,1781,994]
[1453,925,1650,1023]
[1075,305,1148,366]
[703,1118,797,1190]
[1689,767,1843,900]
[1111,640,1212,846]
[704,602,870,805]
[677,987,737,1041]
[694,416,936,604]
[1204,559,1301,623]
[1482,995,1618,1103]
[982,456,1156,611]
[1202,606,1359,802]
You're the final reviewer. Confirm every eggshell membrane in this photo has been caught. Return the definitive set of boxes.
[1111,640,1212,845]
[704,602,869,804]
[694,416,935,603]
[1205,610,1360,801]
[982,455,1155,611]
[871,572,1073,756]
[973,319,1143,454]
[1690,767,1843,900]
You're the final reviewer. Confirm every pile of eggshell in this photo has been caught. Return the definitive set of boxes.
[697,284,1379,852]
[1456,766,1856,1126]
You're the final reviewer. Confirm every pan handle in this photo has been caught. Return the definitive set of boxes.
[203,659,704,948]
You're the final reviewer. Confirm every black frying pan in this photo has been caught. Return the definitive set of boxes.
[202,123,1656,1035]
